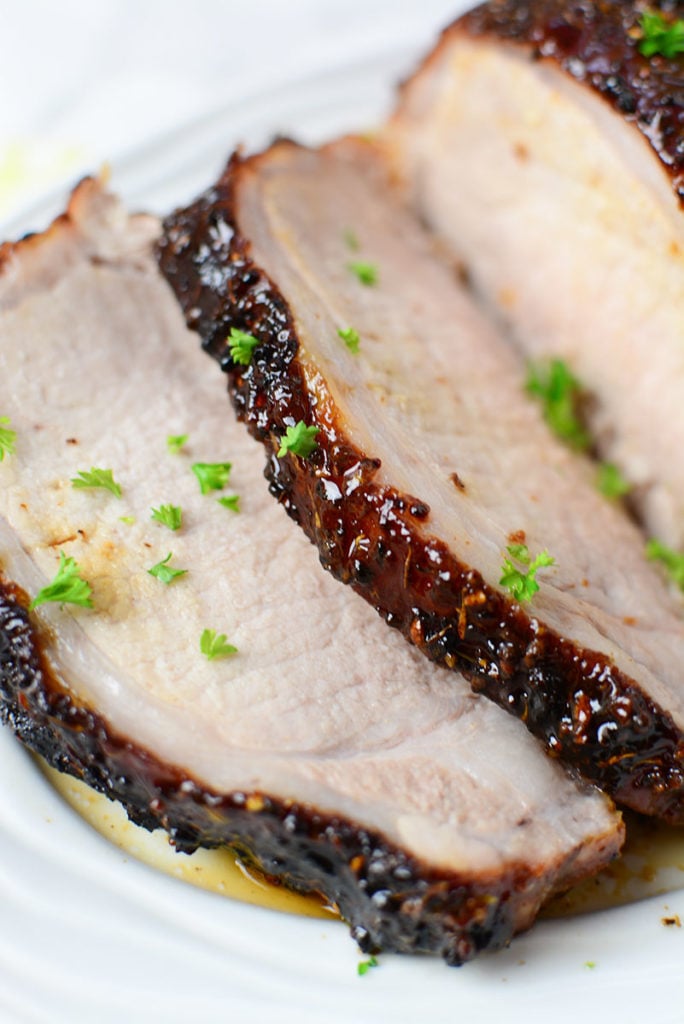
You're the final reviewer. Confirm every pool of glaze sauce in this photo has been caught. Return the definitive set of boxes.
[45,765,684,921]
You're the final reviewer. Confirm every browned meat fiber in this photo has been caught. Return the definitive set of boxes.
[387,0,684,552]
[158,137,684,823]
[0,179,623,966]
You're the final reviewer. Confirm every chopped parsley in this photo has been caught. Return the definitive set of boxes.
[71,467,122,498]
[585,961,596,970]
[526,359,590,451]
[200,628,238,660]
[167,433,188,455]
[646,539,684,591]
[597,462,631,500]
[277,421,320,459]
[0,416,16,461]
[118,515,136,525]
[357,956,379,977]
[217,495,240,513]
[500,543,555,603]
[150,504,183,531]
[228,327,260,366]
[338,326,360,354]
[29,551,93,610]
[192,461,232,495]
[147,552,188,585]
[639,10,684,59]
[347,261,378,287]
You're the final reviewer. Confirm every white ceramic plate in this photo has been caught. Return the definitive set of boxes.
[2,51,684,1024]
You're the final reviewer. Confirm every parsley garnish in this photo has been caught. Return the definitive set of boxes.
[639,11,684,59]
[29,551,93,610]
[338,327,360,354]
[277,421,320,459]
[217,495,240,513]
[526,359,590,451]
[228,327,260,366]
[167,433,188,455]
[71,467,122,498]
[119,515,136,525]
[147,552,187,584]
[192,461,232,495]
[0,417,16,461]
[597,462,631,500]
[150,504,183,531]
[200,628,238,660]
[347,261,378,286]
[357,956,379,977]
[646,539,684,591]
[500,543,555,603]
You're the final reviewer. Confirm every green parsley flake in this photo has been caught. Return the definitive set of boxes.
[119,515,136,525]
[147,552,188,585]
[29,551,93,610]
[228,327,260,366]
[585,961,596,970]
[200,628,238,660]
[347,261,378,287]
[343,228,360,251]
[277,421,320,459]
[500,543,555,603]
[192,461,232,495]
[639,11,684,59]
[150,504,183,531]
[217,495,240,513]
[357,956,379,977]
[338,326,360,354]
[597,462,631,500]
[167,433,188,455]
[526,359,590,451]
[646,539,684,591]
[71,467,122,498]
[0,416,16,461]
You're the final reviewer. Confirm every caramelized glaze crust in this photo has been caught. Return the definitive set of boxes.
[0,581,531,965]
[157,154,684,822]
[457,0,684,203]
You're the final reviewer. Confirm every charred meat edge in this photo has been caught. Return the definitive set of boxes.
[0,579,604,965]
[157,151,684,824]
[453,0,684,206]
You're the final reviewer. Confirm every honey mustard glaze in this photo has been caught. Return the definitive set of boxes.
[43,765,336,921]
[44,763,684,921]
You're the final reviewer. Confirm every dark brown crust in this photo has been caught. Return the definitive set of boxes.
[0,581,581,966]
[157,149,684,823]
[454,1,684,204]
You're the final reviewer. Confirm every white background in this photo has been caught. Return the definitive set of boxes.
[0,0,461,223]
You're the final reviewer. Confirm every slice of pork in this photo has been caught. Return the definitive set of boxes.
[159,138,684,822]
[0,180,623,965]
[386,0,684,551]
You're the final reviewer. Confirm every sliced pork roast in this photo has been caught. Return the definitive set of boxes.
[387,0,684,551]
[0,180,624,965]
[159,139,684,822]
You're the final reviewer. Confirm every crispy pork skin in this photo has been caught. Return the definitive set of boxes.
[0,181,624,965]
[159,139,684,821]
[387,0,684,550]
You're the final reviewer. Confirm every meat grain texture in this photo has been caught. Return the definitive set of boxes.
[158,135,684,822]
[387,0,684,550]
[0,180,623,965]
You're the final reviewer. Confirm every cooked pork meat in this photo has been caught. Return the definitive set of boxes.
[0,180,624,965]
[386,0,684,550]
[159,138,684,822]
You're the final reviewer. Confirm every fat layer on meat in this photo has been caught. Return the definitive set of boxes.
[386,0,684,552]
[0,179,623,964]
[158,138,684,821]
